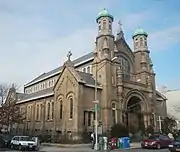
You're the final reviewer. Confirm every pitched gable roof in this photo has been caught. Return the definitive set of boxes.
[156,90,167,101]
[25,52,94,87]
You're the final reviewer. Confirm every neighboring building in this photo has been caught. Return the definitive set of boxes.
[161,89,180,121]
[5,9,167,139]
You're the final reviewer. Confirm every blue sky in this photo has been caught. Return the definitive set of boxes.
[0,0,180,90]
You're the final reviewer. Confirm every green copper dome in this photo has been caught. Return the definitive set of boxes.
[133,28,148,37]
[96,8,114,22]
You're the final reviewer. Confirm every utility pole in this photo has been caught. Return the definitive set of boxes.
[94,61,98,151]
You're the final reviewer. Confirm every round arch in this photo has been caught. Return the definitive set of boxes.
[123,89,148,113]
[123,89,149,133]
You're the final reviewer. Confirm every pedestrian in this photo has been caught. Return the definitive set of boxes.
[91,132,95,149]
[168,132,174,140]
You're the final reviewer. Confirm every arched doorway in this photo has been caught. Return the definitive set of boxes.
[124,96,144,133]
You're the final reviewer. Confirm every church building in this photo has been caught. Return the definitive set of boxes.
[6,9,167,139]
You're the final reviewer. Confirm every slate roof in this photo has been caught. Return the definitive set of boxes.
[17,68,99,103]
[17,87,54,103]
[17,93,27,100]
[78,71,96,86]
[25,52,94,86]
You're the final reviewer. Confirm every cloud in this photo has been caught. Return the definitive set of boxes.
[148,26,180,51]
[0,0,179,91]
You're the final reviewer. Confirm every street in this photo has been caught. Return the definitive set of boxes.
[0,147,171,152]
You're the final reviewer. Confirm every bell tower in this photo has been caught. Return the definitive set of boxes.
[92,9,117,131]
[94,8,115,61]
[133,28,155,88]
[133,28,150,73]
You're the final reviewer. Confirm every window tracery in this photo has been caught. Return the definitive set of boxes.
[118,57,131,80]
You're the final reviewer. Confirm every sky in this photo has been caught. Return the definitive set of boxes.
[0,0,180,91]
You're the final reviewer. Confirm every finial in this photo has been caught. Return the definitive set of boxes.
[67,49,72,61]
[117,20,123,33]
[116,20,124,40]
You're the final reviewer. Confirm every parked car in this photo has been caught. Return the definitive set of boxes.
[141,134,172,149]
[10,136,37,151]
[0,134,13,148]
[169,135,180,152]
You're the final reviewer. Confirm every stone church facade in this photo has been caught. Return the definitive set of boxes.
[6,9,167,138]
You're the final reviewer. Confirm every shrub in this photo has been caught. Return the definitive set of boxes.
[111,123,129,138]
[145,125,154,134]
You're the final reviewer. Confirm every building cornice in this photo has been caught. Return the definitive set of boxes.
[16,92,54,104]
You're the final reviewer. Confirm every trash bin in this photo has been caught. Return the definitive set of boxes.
[118,138,124,149]
[103,136,108,150]
[99,136,103,150]
[123,137,130,149]
[111,138,117,149]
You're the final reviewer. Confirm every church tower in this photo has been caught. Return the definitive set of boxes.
[133,28,156,96]
[92,9,116,131]
[94,8,115,60]
[133,28,149,72]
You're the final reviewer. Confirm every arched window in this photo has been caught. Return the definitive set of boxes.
[51,101,54,120]
[87,66,90,73]
[140,37,143,46]
[98,22,101,31]
[28,106,30,120]
[119,57,130,80]
[36,105,39,120]
[47,102,50,120]
[69,98,73,119]
[109,21,112,30]
[83,68,86,73]
[60,100,63,119]
[144,40,147,46]
[112,103,117,125]
[40,104,43,120]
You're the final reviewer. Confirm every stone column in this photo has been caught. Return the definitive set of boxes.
[144,115,148,128]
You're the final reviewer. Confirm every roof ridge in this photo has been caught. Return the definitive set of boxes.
[24,52,94,87]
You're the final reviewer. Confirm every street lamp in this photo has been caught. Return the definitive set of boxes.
[94,56,117,150]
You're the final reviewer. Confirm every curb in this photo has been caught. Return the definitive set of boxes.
[41,143,91,148]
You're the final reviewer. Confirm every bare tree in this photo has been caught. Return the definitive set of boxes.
[0,83,23,133]
[0,83,20,105]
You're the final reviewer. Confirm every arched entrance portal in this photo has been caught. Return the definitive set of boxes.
[125,96,144,133]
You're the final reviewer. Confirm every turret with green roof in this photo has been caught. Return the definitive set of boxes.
[133,28,148,38]
[96,8,114,22]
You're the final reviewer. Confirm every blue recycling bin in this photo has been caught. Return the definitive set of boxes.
[123,137,130,149]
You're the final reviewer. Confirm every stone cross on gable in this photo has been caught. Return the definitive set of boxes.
[67,50,72,61]
[117,20,124,35]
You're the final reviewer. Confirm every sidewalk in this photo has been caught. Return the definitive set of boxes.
[130,142,141,149]
[41,142,141,149]
[42,142,91,148]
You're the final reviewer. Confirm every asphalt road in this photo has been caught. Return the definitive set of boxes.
[0,147,171,152]
[118,148,170,152]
